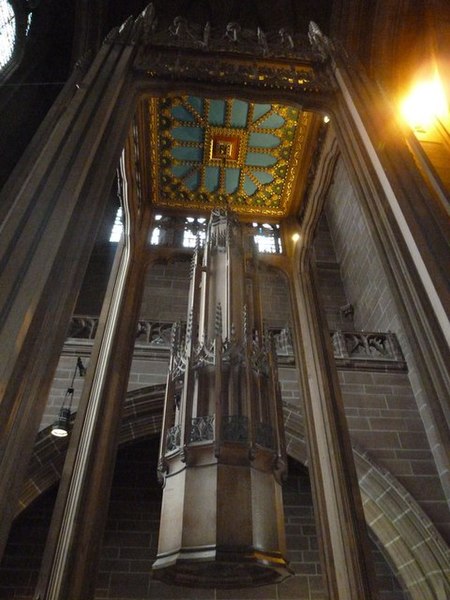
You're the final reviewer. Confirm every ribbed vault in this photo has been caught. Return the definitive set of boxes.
[20,384,450,599]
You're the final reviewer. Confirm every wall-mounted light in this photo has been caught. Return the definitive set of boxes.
[291,232,300,243]
[400,71,448,132]
[51,357,86,438]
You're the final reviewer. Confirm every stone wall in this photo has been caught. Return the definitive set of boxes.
[313,215,352,331]
[0,438,409,600]
[339,369,448,538]
[323,156,450,541]
[259,266,292,328]
[140,258,191,322]
[40,352,169,430]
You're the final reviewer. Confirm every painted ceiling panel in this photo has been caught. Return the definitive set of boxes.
[149,95,311,217]
[230,100,249,128]
[245,152,277,167]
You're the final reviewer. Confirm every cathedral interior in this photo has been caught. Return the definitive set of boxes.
[0,1,449,599]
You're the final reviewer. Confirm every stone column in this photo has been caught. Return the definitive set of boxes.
[34,217,150,599]
[287,251,377,600]
[281,129,376,599]
[0,24,138,559]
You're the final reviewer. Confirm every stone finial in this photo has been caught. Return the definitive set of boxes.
[279,28,294,49]
[118,15,135,42]
[225,22,241,43]
[141,3,158,42]
[202,22,211,48]
[170,16,194,40]
[257,28,269,56]
[186,309,194,343]
[340,303,354,320]
[243,304,249,338]
[308,21,332,60]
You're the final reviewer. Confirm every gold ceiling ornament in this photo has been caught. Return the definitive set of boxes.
[148,96,312,218]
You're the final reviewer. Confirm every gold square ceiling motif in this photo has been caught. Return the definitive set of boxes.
[206,128,247,166]
[149,96,311,218]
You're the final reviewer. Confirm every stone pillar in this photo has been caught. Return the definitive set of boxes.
[280,129,376,599]
[34,224,150,599]
[0,25,138,559]
[288,253,376,600]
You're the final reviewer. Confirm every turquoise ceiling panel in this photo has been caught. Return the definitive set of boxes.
[172,165,192,178]
[172,105,196,122]
[172,146,203,161]
[248,132,280,148]
[209,99,226,125]
[231,100,249,128]
[225,168,240,194]
[185,170,200,190]
[251,170,273,185]
[243,175,257,196]
[245,152,277,167]
[259,114,285,129]
[252,104,271,122]
[187,96,204,115]
[153,95,306,216]
[172,126,203,143]
[205,166,220,192]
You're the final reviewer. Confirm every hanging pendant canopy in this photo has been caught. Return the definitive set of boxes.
[152,209,291,588]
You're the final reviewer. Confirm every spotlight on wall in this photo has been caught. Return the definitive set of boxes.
[51,357,86,438]
[401,71,448,132]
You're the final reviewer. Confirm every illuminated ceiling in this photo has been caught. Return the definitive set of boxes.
[148,96,315,218]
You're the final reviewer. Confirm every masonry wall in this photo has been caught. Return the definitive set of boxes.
[140,258,191,322]
[322,156,450,541]
[313,211,449,538]
[0,438,409,600]
[313,215,352,331]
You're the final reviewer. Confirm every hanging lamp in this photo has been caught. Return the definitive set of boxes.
[51,357,86,437]
[152,209,291,588]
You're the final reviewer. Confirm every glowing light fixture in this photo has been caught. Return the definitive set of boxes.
[51,357,86,438]
[401,72,448,131]
[291,232,300,242]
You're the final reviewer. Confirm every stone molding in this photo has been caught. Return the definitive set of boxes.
[66,315,407,371]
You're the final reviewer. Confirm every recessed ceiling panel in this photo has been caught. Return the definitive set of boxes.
[149,96,311,217]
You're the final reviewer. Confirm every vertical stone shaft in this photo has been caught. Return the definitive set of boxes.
[288,257,376,599]
[35,233,149,600]
[281,125,376,599]
[0,33,137,560]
